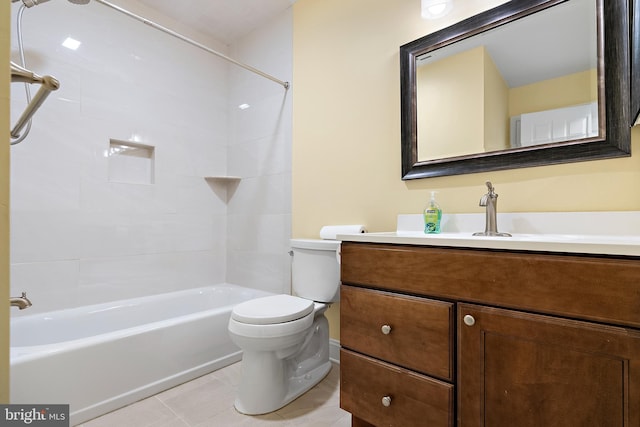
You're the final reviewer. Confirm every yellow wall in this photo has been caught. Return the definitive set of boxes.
[1,0,10,402]
[509,69,598,116]
[417,46,484,160]
[483,48,509,152]
[292,0,640,340]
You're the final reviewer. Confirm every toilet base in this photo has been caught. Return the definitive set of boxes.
[234,360,332,415]
[229,308,333,415]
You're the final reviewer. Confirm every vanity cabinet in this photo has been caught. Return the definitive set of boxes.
[339,242,640,427]
[458,303,640,426]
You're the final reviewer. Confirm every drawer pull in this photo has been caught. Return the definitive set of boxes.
[381,324,392,335]
[463,314,476,326]
[381,395,392,407]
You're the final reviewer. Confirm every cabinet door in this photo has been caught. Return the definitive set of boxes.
[458,303,640,427]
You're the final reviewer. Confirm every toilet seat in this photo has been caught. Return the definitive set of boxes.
[231,294,314,325]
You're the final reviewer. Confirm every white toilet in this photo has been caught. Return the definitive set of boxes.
[227,238,340,415]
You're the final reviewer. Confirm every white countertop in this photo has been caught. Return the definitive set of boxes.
[336,212,640,257]
[338,231,640,256]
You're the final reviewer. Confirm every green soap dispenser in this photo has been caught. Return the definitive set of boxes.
[424,191,442,234]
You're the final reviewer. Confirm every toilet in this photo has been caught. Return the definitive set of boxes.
[227,238,340,415]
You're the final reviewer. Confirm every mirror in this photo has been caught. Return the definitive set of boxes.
[400,0,630,180]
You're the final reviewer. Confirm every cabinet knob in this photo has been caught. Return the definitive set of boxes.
[463,314,476,326]
[381,395,392,407]
[381,324,392,335]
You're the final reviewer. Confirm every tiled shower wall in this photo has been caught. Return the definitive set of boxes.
[9,0,292,315]
[227,11,293,296]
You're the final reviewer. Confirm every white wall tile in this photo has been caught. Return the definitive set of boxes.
[226,9,292,292]
[77,251,226,305]
[10,211,81,264]
[80,180,177,214]
[228,213,290,254]
[174,175,227,215]
[9,1,292,314]
[228,131,290,178]
[10,260,80,315]
[227,174,290,216]
[227,251,290,294]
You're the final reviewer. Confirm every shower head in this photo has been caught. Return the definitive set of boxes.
[12,0,90,7]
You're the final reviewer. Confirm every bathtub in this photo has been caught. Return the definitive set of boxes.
[10,284,273,426]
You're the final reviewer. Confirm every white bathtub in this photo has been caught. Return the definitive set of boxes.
[10,284,273,426]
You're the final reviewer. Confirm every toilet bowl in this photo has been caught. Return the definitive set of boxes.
[227,239,340,415]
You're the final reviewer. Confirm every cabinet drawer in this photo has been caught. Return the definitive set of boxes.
[340,349,453,427]
[341,242,640,328]
[340,284,454,380]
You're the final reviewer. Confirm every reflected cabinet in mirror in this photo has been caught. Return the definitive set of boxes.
[400,0,630,180]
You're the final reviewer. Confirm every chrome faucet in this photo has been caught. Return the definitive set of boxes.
[473,181,511,237]
[10,292,32,310]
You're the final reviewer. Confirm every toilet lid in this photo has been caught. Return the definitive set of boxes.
[231,294,314,325]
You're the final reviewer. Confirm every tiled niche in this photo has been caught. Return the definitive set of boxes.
[107,139,155,185]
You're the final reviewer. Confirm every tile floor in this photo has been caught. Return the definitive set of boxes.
[79,362,350,427]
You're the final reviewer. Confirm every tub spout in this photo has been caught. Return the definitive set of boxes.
[10,292,32,310]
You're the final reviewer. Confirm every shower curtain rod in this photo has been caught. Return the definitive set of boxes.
[93,0,290,90]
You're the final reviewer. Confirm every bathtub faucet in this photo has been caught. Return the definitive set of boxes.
[10,292,32,310]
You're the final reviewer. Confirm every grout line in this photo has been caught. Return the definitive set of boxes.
[153,395,191,427]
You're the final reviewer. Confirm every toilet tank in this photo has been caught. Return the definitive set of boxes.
[290,239,341,303]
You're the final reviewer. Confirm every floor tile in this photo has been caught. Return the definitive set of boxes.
[81,395,183,427]
[80,362,349,427]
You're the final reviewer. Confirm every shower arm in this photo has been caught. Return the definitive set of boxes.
[10,61,60,139]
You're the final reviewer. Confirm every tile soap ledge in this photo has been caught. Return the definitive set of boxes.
[204,176,241,181]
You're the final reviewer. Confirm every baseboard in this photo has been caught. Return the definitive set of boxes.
[329,338,341,364]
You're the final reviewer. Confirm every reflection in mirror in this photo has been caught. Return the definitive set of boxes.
[400,0,630,180]
[416,0,598,161]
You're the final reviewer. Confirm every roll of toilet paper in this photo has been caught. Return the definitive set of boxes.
[319,225,367,240]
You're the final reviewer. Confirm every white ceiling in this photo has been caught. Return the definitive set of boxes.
[134,0,296,45]
[131,0,592,87]
[417,0,596,88]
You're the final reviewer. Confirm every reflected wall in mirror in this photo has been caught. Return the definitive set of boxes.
[400,0,631,180]
[416,0,598,161]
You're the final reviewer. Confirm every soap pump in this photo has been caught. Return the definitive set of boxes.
[424,191,442,234]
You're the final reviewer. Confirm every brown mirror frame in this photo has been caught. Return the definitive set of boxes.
[400,0,630,180]
[632,0,640,124]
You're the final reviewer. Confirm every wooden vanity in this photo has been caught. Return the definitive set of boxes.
[339,241,640,426]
